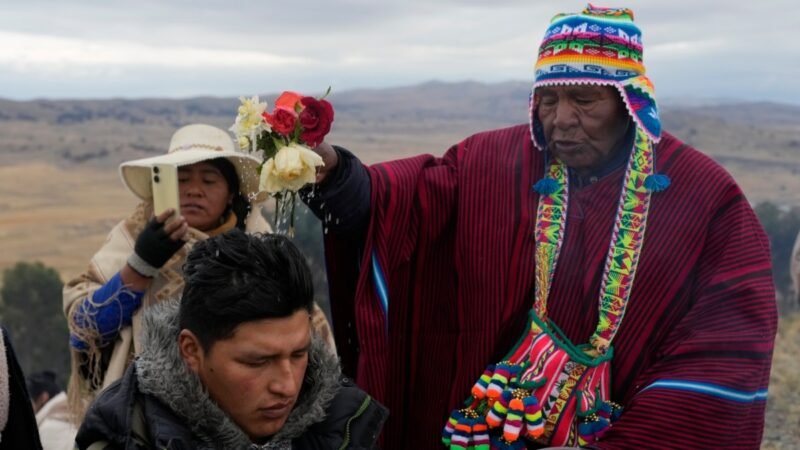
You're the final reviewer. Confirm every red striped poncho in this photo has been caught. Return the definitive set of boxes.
[323,124,777,449]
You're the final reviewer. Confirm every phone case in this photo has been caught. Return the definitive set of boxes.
[151,163,181,217]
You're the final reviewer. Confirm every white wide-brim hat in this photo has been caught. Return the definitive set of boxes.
[119,123,265,202]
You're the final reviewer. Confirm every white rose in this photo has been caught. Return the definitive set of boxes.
[259,143,324,193]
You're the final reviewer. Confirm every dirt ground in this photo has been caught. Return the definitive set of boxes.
[762,312,800,449]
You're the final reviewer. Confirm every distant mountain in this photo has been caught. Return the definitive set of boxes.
[1,80,799,204]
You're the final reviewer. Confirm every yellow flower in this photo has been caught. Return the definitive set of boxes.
[259,143,324,193]
[236,135,250,150]
[229,95,269,151]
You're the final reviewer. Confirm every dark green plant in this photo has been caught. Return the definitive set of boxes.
[0,261,70,384]
[754,202,800,312]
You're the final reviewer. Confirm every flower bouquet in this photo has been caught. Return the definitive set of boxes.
[229,89,334,235]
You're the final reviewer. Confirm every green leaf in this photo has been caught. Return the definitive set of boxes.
[320,85,332,100]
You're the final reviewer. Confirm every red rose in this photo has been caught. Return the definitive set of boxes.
[263,106,297,136]
[298,97,334,147]
[275,91,304,111]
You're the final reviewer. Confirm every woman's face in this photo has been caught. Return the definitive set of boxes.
[178,161,234,231]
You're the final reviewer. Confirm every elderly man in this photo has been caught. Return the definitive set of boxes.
[75,231,386,449]
[304,4,777,450]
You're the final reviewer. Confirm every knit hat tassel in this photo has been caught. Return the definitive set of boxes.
[533,177,559,196]
[644,173,671,192]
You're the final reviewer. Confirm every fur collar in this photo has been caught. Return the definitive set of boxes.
[135,300,341,449]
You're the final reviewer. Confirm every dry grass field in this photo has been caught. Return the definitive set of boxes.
[0,164,137,282]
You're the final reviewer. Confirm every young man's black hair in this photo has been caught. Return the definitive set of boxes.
[178,229,314,351]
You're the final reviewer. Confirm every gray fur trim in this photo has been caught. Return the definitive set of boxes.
[135,299,341,449]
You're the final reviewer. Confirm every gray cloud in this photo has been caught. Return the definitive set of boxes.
[1,1,798,102]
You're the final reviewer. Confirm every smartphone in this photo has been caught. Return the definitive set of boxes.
[151,163,180,219]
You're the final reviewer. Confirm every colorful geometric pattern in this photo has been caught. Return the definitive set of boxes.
[536,6,644,82]
[532,161,568,320]
[529,4,662,147]
[591,127,654,352]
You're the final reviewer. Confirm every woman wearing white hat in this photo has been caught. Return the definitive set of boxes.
[63,124,335,421]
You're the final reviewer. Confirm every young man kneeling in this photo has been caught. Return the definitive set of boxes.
[75,230,387,449]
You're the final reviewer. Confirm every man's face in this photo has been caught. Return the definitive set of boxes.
[536,85,630,175]
[180,309,311,442]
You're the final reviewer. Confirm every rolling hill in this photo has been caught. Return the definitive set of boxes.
[1,80,799,278]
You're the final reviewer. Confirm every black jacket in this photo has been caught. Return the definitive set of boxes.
[75,301,387,450]
[0,326,43,450]
[77,367,385,450]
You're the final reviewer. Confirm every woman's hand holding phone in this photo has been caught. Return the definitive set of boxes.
[156,208,189,242]
[127,209,188,278]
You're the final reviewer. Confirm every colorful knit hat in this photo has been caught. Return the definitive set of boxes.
[529,4,661,150]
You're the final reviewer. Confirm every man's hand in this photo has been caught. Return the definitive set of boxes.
[313,141,339,184]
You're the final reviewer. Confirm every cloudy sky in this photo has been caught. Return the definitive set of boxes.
[1,0,798,103]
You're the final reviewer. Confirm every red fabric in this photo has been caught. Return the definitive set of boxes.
[324,124,777,449]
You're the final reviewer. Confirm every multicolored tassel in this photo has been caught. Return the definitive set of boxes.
[523,395,544,438]
[443,408,490,450]
[577,412,611,446]
[502,396,525,442]
[471,364,496,400]
[489,436,525,450]
[596,401,612,422]
[471,417,491,450]
[486,363,513,399]
[609,401,623,422]
[450,412,475,450]
[441,411,459,447]
[486,390,513,428]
